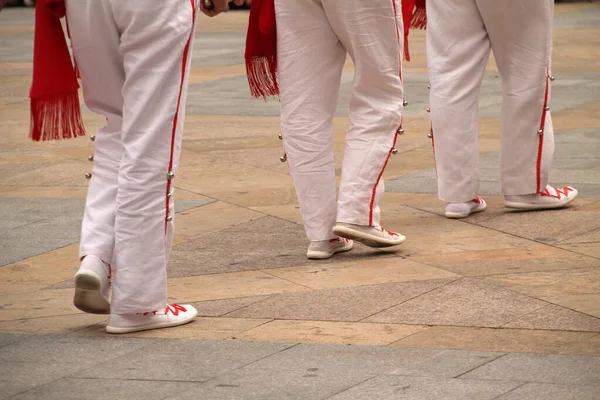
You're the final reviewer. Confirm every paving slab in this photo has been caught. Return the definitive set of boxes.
[503,304,600,332]
[462,352,600,385]
[190,33,246,67]
[0,362,73,399]
[474,203,600,244]
[390,326,600,356]
[170,363,370,400]
[0,32,33,63]
[226,279,456,322]
[165,270,311,304]
[230,343,505,380]
[558,227,600,245]
[234,320,428,346]
[169,216,402,277]
[0,335,150,396]
[0,198,213,266]
[0,333,28,348]
[553,6,600,29]
[191,296,271,317]
[0,314,106,336]
[170,343,505,400]
[558,242,600,259]
[327,376,520,400]
[0,335,149,365]
[365,278,547,327]
[0,379,35,399]
[261,256,458,290]
[73,339,293,382]
[495,382,600,400]
[410,245,600,277]
[87,317,273,341]
[169,216,307,276]
[485,268,600,318]
[9,378,202,400]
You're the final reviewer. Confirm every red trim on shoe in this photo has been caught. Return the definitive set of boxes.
[540,186,574,200]
[536,64,551,193]
[166,304,188,316]
[329,237,349,244]
[164,0,197,234]
[472,196,483,204]
[383,228,400,237]
[369,0,402,226]
[140,304,188,317]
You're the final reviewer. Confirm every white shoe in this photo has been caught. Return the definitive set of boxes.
[445,196,487,219]
[306,237,353,260]
[73,255,111,314]
[332,223,406,248]
[504,185,578,210]
[106,304,198,334]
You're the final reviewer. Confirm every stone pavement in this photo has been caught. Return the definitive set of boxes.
[1,3,600,399]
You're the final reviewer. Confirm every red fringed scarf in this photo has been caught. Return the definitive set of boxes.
[244,0,278,99]
[402,0,427,61]
[29,0,85,142]
[245,0,426,99]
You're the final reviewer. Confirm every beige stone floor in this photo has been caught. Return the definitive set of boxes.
[1,3,600,360]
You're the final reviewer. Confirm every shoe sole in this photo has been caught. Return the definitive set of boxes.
[504,192,578,210]
[306,242,354,260]
[445,202,487,219]
[73,271,110,314]
[332,226,406,248]
[105,309,198,334]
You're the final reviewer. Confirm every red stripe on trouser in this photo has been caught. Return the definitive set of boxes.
[536,64,550,193]
[368,0,403,226]
[164,0,197,234]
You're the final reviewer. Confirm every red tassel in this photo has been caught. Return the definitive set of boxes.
[246,56,279,99]
[404,4,427,61]
[411,7,427,30]
[245,0,278,99]
[30,93,86,142]
[30,0,85,141]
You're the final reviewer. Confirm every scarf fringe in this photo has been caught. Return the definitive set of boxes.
[246,56,279,99]
[404,7,427,61]
[30,93,86,142]
[411,7,427,30]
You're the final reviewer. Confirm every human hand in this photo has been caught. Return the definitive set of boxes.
[201,0,246,17]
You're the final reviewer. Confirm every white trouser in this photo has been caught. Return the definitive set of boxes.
[276,0,404,241]
[66,0,198,314]
[427,0,555,202]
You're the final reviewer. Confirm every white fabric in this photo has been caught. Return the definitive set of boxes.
[67,0,199,314]
[427,0,556,202]
[276,0,405,241]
